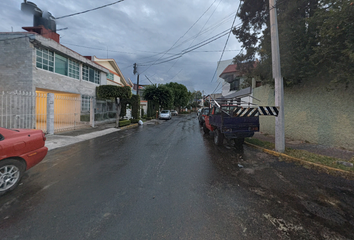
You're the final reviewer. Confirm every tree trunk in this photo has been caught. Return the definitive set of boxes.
[115,97,121,128]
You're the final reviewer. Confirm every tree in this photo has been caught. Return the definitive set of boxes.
[232,0,354,87]
[308,0,354,86]
[165,82,189,112]
[143,84,173,110]
[130,94,140,119]
[188,90,202,102]
[120,94,141,119]
[96,85,132,127]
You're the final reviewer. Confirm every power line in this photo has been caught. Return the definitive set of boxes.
[163,0,222,77]
[138,28,231,66]
[209,0,287,95]
[139,0,219,74]
[144,75,154,85]
[138,28,230,65]
[135,11,236,63]
[56,0,125,19]
[139,31,229,67]
[210,5,240,84]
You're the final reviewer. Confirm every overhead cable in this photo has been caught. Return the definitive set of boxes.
[139,0,219,74]
[56,0,124,19]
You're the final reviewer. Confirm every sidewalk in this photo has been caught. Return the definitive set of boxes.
[251,132,354,161]
[45,120,161,151]
[248,132,354,180]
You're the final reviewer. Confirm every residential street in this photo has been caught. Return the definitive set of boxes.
[1,114,354,240]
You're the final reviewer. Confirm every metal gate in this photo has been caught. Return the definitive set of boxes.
[0,91,37,130]
[0,91,90,133]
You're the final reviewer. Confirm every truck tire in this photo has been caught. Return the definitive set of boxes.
[203,123,210,134]
[214,129,224,146]
[234,138,244,148]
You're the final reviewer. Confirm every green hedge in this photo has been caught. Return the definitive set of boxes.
[130,119,141,124]
[80,114,90,122]
[119,120,131,127]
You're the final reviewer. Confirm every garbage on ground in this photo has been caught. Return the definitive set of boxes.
[138,120,143,125]
[238,164,244,168]
[337,161,353,168]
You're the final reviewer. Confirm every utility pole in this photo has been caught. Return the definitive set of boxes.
[136,74,140,96]
[269,0,285,152]
[133,63,140,96]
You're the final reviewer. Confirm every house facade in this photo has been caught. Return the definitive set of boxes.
[86,56,133,88]
[0,26,109,96]
[133,84,148,117]
[0,26,110,131]
[218,63,256,106]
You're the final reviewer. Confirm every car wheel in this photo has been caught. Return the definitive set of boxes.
[203,122,210,134]
[0,159,26,196]
[234,138,245,148]
[214,129,224,146]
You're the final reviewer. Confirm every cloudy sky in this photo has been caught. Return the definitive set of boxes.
[1,0,242,94]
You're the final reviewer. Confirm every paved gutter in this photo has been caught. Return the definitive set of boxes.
[245,141,354,180]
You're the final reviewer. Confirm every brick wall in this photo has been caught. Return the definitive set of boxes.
[0,34,34,92]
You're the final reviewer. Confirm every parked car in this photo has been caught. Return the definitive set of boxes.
[197,108,202,117]
[0,127,48,195]
[171,110,178,116]
[159,110,172,120]
[198,107,210,125]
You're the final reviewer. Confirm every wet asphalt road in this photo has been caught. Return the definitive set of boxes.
[1,114,354,240]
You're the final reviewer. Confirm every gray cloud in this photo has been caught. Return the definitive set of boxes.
[1,0,241,94]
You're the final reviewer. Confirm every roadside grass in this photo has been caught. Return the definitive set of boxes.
[245,138,275,150]
[245,138,354,173]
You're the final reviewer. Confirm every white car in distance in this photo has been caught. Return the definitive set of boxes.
[159,110,172,120]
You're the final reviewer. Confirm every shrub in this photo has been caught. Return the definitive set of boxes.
[80,114,90,122]
[141,109,144,118]
[131,119,141,124]
[119,120,131,127]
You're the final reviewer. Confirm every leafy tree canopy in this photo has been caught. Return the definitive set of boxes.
[233,0,354,87]
[165,82,189,109]
[188,90,202,103]
[143,84,173,109]
[96,85,132,127]
[97,85,132,99]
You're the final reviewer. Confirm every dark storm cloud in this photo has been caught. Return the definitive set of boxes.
[1,0,241,94]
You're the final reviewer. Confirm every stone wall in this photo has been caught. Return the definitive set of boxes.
[253,79,354,150]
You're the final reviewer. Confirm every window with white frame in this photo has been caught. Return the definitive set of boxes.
[107,72,114,80]
[36,48,54,71]
[36,47,80,80]
[81,95,91,112]
[82,65,100,84]
[68,59,80,79]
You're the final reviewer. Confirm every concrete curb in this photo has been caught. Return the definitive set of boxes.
[119,123,139,130]
[245,141,354,180]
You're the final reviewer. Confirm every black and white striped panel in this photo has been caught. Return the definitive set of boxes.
[233,106,279,117]
[233,107,259,117]
[257,106,279,116]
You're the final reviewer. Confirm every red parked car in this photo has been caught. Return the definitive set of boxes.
[0,127,48,195]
